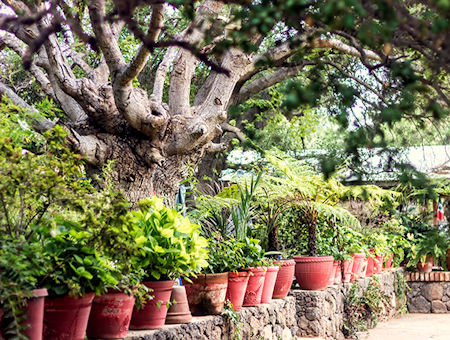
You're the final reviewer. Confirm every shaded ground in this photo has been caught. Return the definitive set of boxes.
[363,313,450,340]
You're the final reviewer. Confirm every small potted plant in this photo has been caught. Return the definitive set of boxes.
[0,239,48,340]
[409,230,448,272]
[126,196,209,329]
[183,234,238,315]
[241,237,267,306]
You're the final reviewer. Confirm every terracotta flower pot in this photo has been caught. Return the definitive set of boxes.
[417,256,433,273]
[44,292,94,340]
[243,267,266,306]
[22,288,48,340]
[333,261,342,284]
[272,259,295,299]
[384,254,394,270]
[361,258,368,277]
[447,249,450,271]
[166,286,192,324]
[86,292,135,339]
[183,272,228,315]
[261,266,280,303]
[293,256,334,290]
[374,255,385,274]
[226,271,250,311]
[130,280,174,330]
[0,288,47,340]
[351,253,365,281]
[342,259,354,283]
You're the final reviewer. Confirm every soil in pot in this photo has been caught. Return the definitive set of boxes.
[242,267,266,306]
[44,292,94,340]
[165,286,192,324]
[294,256,334,290]
[351,253,365,281]
[130,280,174,330]
[261,266,280,303]
[183,272,228,315]
[342,259,353,283]
[333,261,342,284]
[225,271,250,311]
[272,259,295,299]
[86,292,135,339]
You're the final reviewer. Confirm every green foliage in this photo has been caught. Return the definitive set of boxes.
[408,229,449,268]
[344,277,391,338]
[38,220,120,297]
[125,196,209,281]
[203,234,247,274]
[394,271,410,315]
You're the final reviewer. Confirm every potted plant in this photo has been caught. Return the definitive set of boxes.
[409,230,448,272]
[36,220,121,340]
[0,239,48,340]
[126,196,209,329]
[183,234,236,315]
[0,121,97,339]
[265,252,295,299]
[241,237,267,306]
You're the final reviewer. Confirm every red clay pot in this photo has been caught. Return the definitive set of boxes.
[130,280,174,330]
[86,292,135,339]
[272,259,295,299]
[384,254,394,270]
[374,255,385,273]
[243,267,266,306]
[261,266,280,303]
[44,292,94,340]
[22,288,48,340]
[333,261,342,284]
[328,263,336,286]
[226,271,250,311]
[183,272,228,315]
[166,286,192,324]
[417,256,433,272]
[342,259,354,283]
[293,256,334,290]
[351,253,365,281]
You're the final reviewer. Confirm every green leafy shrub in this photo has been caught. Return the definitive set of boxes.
[203,234,246,274]
[126,196,209,281]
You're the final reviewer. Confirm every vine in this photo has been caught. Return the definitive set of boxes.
[343,277,390,339]
[394,271,410,315]
[222,300,242,340]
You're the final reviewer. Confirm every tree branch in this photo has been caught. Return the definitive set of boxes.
[116,3,165,86]
[221,122,245,142]
[169,0,224,116]
[0,81,55,132]
[231,62,314,106]
[88,0,125,75]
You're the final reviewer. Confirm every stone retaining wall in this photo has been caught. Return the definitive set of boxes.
[407,281,450,313]
[126,297,297,340]
[126,270,402,340]
[291,270,399,339]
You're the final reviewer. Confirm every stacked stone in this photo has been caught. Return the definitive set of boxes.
[407,282,450,313]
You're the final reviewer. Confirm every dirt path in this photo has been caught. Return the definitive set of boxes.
[363,313,450,340]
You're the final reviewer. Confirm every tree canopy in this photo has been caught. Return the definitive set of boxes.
[0,0,448,201]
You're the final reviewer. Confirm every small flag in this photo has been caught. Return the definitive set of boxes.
[437,198,445,221]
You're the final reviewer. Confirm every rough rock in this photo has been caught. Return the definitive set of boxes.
[431,300,447,313]
[422,283,444,301]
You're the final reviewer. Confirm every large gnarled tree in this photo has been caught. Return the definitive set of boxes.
[0,0,448,202]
